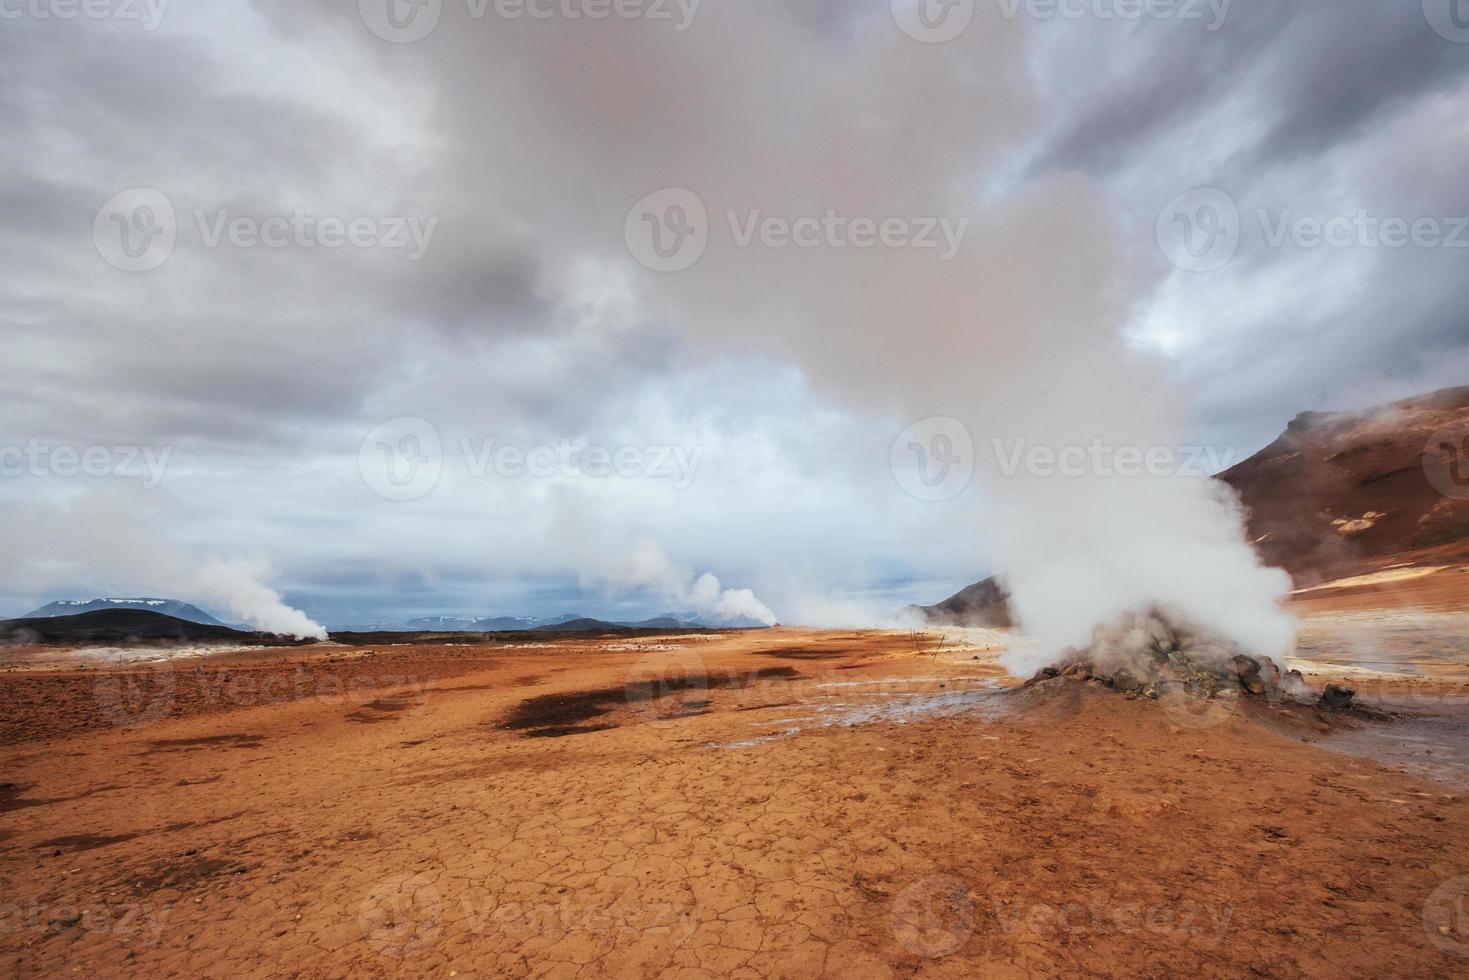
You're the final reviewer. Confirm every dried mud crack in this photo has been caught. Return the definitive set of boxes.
[1,628,1466,977]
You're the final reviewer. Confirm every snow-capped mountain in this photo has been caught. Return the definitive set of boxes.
[22,598,232,628]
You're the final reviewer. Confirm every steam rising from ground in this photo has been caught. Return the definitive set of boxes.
[0,494,327,639]
[192,558,329,640]
[289,1,1295,663]
[991,468,1294,675]
[685,572,778,627]
[1076,608,1244,684]
[585,537,776,626]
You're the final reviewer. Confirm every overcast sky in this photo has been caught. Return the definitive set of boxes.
[1,0,1465,627]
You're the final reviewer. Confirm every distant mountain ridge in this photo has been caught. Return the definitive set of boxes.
[533,616,699,633]
[403,611,768,632]
[16,602,769,636]
[22,598,231,628]
[0,608,307,645]
[403,613,583,631]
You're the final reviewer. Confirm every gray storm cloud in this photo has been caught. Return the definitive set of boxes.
[267,0,1294,663]
[3,1,1461,633]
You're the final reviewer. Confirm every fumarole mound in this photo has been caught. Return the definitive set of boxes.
[1025,610,1360,713]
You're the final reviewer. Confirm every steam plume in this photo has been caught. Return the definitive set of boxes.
[586,536,777,626]
[286,1,1294,660]
[192,558,329,640]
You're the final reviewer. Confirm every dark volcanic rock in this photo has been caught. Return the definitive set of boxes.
[1232,655,1266,696]
[1112,669,1142,694]
[1321,684,1357,710]
[1024,614,1320,709]
[1061,661,1093,680]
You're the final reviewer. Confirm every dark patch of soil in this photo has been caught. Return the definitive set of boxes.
[38,833,139,853]
[146,734,264,752]
[361,697,410,712]
[760,648,849,661]
[0,782,125,813]
[0,783,48,814]
[522,724,618,739]
[124,855,248,894]
[503,685,628,733]
[502,667,801,738]
[345,697,417,723]
[345,711,394,724]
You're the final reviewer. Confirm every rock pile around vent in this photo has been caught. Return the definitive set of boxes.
[1022,611,1355,711]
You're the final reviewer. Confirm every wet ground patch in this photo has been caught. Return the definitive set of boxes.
[1319,713,1469,788]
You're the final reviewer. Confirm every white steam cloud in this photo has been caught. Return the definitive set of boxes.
[686,572,779,627]
[988,461,1295,675]
[277,3,1295,657]
[192,558,330,640]
[584,536,777,626]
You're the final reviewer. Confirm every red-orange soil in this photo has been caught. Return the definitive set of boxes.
[2,591,1468,977]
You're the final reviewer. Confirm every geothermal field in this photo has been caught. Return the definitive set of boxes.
[3,568,1469,977]
[6,2,1469,978]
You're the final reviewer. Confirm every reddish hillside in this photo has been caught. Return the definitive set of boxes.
[920,386,1469,624]
[907,577,1013,628]
[1219,385,1469,585]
